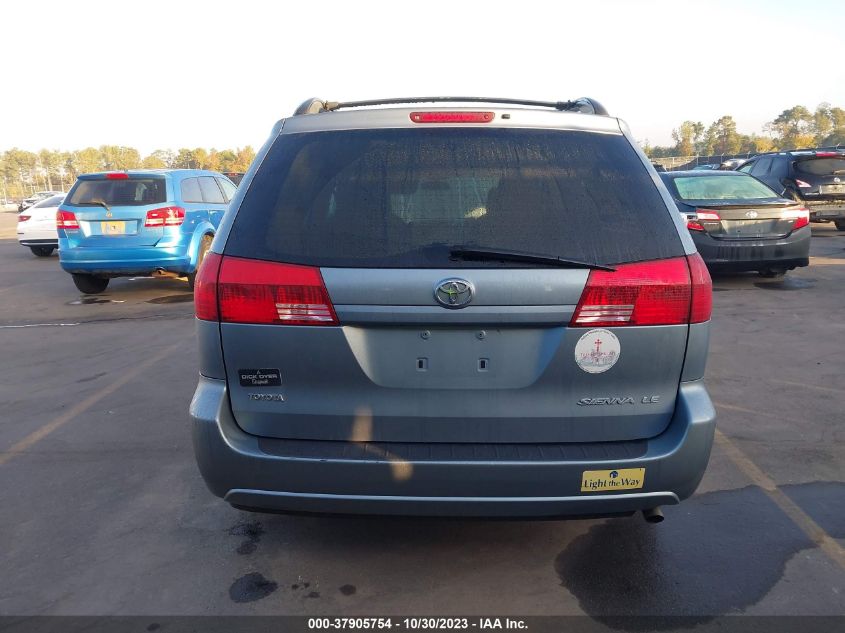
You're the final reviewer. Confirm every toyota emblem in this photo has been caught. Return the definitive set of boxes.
[434,279,474,309]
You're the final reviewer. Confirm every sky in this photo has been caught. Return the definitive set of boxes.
[4,0,845,155]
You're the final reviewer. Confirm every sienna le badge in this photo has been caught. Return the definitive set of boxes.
[575,328,621,374]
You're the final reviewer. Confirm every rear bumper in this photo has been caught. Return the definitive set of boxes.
[805,202,845,220]
[190,377,716,518]
[58,244,192,276]
[693,226,810,272]
[19,238,58,247]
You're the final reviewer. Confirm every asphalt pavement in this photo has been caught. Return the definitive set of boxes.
[1,211,843,624]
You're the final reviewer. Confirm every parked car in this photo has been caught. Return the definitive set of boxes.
[19,190,63,212]
[221,172,245,186]
[737,149,845,229]
[190,96,715,522]
[17,194,64,256]
[692,164,720,171]
[660,170,810,277]
[57,169,237,294]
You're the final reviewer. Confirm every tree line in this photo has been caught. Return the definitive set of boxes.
[0,146,256,202]
[644,103,845,158]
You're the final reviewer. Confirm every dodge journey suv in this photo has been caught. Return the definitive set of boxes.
[191,96,715,521]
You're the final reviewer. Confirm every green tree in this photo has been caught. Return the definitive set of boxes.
[704,116,742,155]
[766,106,814,149]
[671,121,705,156]
[72,147,105,175]
[233,146,256,172]
[100,145,141,170]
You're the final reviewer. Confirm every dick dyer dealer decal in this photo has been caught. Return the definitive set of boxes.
[574,329,621,374]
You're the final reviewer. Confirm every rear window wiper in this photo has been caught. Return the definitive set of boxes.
[449,246,615,271]
[77,199,112,213]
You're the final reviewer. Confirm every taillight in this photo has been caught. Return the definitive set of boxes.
[410,112,495,123]
[18,215,31,222]
[571,257,695,327]
[795,179,811,188]
[204,256,338,325]
[145,206,185,227]
[784,207,810,231]
[687,210,720,232]
[194,252,222,321]
[687,253,712,323]
[56,210,79,229]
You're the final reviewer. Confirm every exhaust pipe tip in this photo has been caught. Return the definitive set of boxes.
[642,507,664,524]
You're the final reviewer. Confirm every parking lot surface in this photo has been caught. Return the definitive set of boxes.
[1,211,843,622]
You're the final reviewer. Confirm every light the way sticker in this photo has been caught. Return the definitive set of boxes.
[581,468,646,492]
[574,328,621,374]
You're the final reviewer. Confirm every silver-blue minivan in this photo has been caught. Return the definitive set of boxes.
[190,97,715,521]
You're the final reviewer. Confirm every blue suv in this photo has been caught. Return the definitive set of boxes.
[58,169,236,293]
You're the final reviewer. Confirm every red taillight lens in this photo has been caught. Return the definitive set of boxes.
[410,111,495,123]
[194,252,222,321]
[571,257,693,327]
[687,210,720,232]
[145,206,185,227]
[785,207,810,230]
[56,210,79,229]
[106,172,129,179]
[18,215,31,222]
[210,256,338,326]
[687,253,712,323]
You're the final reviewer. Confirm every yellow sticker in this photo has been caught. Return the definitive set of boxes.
[581,468,645,492]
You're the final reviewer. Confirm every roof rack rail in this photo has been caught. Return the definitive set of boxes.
[293,96,608,116]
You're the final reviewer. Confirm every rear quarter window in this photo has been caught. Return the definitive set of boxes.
[180,178,202,202]
[225,128,684,267]
[199,177,225,203]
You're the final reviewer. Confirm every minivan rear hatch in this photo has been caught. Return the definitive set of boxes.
[216,121,695,444]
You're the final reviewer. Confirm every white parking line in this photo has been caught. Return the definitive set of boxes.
[0,323,80,329]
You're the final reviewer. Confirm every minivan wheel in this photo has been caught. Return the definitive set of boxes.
[187,234,213,291]
[758,268,786,278]
[29,246,55,257]
[834,219,845,231]
[72,274,110,294]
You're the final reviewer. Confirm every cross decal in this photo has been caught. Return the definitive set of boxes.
[594,339,603,354]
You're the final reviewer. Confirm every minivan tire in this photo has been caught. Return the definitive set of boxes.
[72,273,109,294]
[187,234,213,291]
[758,267,786,278]
[834,219,845,231]
[30,246,54,257]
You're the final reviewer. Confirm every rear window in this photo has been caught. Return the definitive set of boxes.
[794,157,845,176]
[225,128,684,267]
[32,195,64,208]
[68,178,167,206]
[671,175,779,201]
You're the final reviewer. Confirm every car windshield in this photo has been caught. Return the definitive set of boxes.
[225,128,685,268]
[32,195,64,208]
[68,178,167,206]
[672,175,779,201]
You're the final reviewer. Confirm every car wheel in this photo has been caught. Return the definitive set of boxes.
[72,273,110,294]
[758,268,786,278]
[29,246,55,257]
[834,219,845,231]
[187,234,213,291]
